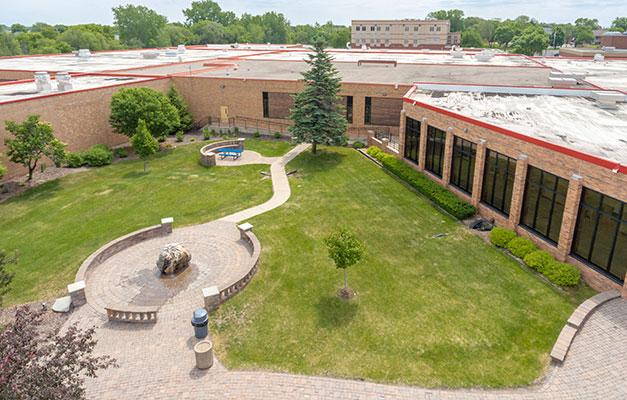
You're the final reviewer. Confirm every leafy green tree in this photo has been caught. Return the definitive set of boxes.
[131,119,159,172]
[511,26,549,55]
[0,31,21,56]
[4,115,66,181]
[29,22,52,33]
[167,85,194,132]
[59,27,108,51]
[552,26,565,48]
[109,87,180,138]
[288,40,348,155]
[225,23,250,43]
[574,26,595,46]
[574,17,599,30]
[427,9,465,32]
[191,20,226,44]
[10,24,27,33]
[183,0,224,25]
[329,26,351,49]
[324,227,364,298]
[495,24,515,50]
[461,30,484,47]
[261,12,290,43]
[165,23,196,45]
[112,5,168,47]
[0,153,7,180]
[476,19,500,46]
[612,17,627,32]
[54,24,68,34]
[0,250,17,307]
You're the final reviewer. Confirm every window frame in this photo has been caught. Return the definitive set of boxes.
[481,149,517,216]
[450,136,477,195]
[425,125,446,177]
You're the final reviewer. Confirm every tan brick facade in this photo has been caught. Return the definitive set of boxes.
[394,103,627,294]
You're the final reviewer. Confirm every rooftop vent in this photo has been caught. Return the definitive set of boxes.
[548,77,577,88]
[602,46,616,51]
[550,71,585,83]
[34,72,51,92]
[141,51,158,59]
[594,54,605,61]
[55,72,73,92]
[77,49,91,59]
[451,50,464,59]
[474,50,494,62]
[591,91,626,109]
[177,45,186,53]
[165,49,177,57]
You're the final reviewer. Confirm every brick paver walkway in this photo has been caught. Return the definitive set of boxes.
[62,143,627,399]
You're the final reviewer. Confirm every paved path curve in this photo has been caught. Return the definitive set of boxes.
[61,143,626,399]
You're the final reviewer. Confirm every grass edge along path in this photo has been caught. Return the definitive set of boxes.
[210,146,595,388]
[0,140,291,306]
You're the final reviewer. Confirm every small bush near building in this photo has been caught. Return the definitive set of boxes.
[175,132,184,142]
[353,141,365,149]
[82,144,113,167]
[543,261,580,286]
[523,250,554,273]
[211,128,216,136]
[253,131,260,138]
[490,227,517,247]
[366,146,476,220]
[274,131,281,139]
[506,236,537,259]
[190,138,195,142]
[157,136,166,143]
[115,148,128,158]
[203,128,211,141]
[234,127,239,134]
[66,152,84,168]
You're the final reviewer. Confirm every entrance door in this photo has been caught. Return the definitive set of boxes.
[220,106,229,124]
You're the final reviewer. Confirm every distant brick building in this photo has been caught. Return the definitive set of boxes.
[351,20,450,49]
[601,32,627,49]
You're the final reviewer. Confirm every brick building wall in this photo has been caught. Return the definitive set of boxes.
[600,35,627,49]
[391,103,627,294]
[0,78,171,180]
[171,76,409,138]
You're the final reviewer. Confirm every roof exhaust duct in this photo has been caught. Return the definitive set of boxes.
[34,72,51,92]
[56,72,73,92]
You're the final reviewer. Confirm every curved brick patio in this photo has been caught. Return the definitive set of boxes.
[60,143,627,399]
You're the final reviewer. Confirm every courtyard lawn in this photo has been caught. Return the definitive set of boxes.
[0,140,289,306]
[210,146,595,388]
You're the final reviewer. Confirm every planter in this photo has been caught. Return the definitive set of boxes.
[194,340,214,369]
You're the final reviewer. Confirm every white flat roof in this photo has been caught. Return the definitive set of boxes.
[538,57,627,92]
[0,75,156,103]
[409,90,627,164]
[0,48,259,74]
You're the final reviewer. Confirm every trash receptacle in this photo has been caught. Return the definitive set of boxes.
[191,308,208,339]
[194,340,213,369]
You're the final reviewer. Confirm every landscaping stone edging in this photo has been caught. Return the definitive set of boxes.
[550,289,620,363]
[200,139,245,167]
[75,218,173,283]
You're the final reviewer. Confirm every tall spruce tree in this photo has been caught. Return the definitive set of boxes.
[167,85,194,132]
[288,40,348,154]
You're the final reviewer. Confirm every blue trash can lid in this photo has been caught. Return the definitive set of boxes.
[192,308,208,324]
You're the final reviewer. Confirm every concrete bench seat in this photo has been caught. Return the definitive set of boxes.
[105,304,159,323]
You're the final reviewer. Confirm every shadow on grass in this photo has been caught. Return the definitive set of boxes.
[4,178,62,204]
[315,294,359,329]
[299,148,347,172]
[121,170,151,179]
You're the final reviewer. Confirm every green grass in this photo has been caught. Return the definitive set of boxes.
[0,140,290,305]
[210,146,595,388]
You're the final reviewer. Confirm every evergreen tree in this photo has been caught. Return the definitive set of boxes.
[167,85,194,132]
[288,40,347,154]
[131,119,159,172]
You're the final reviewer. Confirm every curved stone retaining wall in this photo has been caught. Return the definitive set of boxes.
[200,138,245,167]
[75,219,173,282]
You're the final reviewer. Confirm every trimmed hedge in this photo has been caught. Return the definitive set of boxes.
[523,250,554,274]
[82,144,113,167]
[366,146,476,219]
[66,152,84,168]
[490,227,517,247]
[506,236,537,259]
[543,261,580,286]
[353,141,365,149]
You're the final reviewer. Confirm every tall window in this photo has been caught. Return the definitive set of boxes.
[572,188,626,282]
[425,126,446,177]
[345,96,353,124]
[262,92,269,118]
[404,117,420,164]
[481,149,516,215]
[364,97,371,124]
[356,26,360,31]
[520,166,569,244]
[450,136,476,194]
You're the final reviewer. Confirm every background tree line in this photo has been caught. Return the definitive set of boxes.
[1,2,625,57]
[0,1,350,56]
[429,9,627,55]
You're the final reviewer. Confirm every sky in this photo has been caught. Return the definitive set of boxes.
[1,0,624,27]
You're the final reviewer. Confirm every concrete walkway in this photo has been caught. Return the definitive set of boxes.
[61,142,627,399]
[220,143,309,223]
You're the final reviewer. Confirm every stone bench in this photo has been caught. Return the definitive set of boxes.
[105,304,159,324]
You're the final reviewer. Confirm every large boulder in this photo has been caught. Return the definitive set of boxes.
[157,243,191,275]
